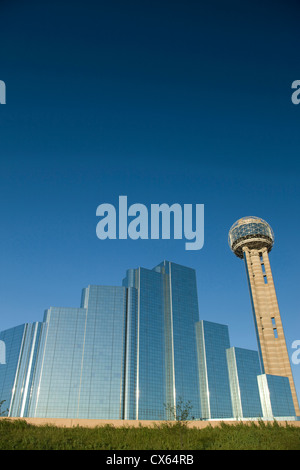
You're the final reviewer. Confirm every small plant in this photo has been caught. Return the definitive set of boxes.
[163,396,194,449]
[0,400,8,417]
[164,396,193,425]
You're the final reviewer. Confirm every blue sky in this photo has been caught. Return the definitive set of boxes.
[0,1,300,396]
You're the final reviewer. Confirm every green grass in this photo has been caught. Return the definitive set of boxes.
[0,419,299,450]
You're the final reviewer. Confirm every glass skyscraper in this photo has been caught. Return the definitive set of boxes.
[28,286,127,419]
[258,374,296,419]
[0,260,297,420]
[226,347,262,419]
[122,261,201,420]
[0,323,42,418]
[195,321,232,419]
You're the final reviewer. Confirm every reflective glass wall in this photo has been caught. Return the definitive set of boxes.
[123,261,201,420]
[28,286,127,419]
[166,262,201,420]
[227,347,262,418]
[258,374,296,418]
[0,261,297,421]
[0,325,27,416]
[196,320,232,419]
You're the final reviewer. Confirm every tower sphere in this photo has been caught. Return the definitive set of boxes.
[228,216,274,259]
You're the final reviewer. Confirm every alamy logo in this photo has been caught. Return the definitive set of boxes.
[96,196,204,250]
[291,340,300,365]
[291,80,300,105]
[0,340,5,365]
[0,80,6,104]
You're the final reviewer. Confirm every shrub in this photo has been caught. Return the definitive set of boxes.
[0,419,299,450]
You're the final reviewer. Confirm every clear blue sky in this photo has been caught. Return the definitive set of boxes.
[0,1,300,396]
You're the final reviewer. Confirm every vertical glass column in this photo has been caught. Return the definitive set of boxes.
[196,320,232,419]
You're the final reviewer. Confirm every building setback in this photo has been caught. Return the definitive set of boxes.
[0,260,297,420]
[226,347,262,419]
[195,321,232,419]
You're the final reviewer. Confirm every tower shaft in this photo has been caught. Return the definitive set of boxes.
[243,246,300,416]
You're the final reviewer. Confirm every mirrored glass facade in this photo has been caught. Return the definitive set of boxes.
[226,347,262,419]
[28,287,127,419]
[258,374,296,419]
[123,261,201,420]
[196,321,233,419]
[0,325,27,415]
[0,260,297,420]
[0,323,43,417]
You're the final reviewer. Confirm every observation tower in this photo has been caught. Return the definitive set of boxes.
[229,216,299,416]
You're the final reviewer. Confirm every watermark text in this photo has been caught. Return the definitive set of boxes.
[292,340,300,365]
[0,340,5,365]
[0,80,6,104]
[291,80,300,105]
[96,196,204,251]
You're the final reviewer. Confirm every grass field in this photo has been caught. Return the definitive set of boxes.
[0,419,299,450]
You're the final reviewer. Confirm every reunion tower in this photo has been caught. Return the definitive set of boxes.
[229,216,300,416]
